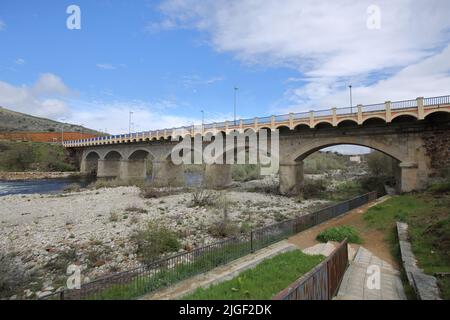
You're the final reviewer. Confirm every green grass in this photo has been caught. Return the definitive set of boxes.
[316,225,362,244]
[83,240,253,300]
[182,250,324,300]
[363,189,450,299]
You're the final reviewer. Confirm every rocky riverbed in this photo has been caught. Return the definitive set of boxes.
[0,171,78,181]
[0,180,328,299]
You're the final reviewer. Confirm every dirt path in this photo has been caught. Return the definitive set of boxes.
[288,195,398,268]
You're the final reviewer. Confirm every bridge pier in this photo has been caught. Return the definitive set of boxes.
[203,164,232,189]
[80,158,98,175]
[396,162,420,193]
[97,159,121,178]
[279,161,304,196]
[119,159,147,181]
[152,159,185,187]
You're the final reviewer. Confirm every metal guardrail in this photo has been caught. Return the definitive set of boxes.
[272,239,349,300]
[41,191,376,300]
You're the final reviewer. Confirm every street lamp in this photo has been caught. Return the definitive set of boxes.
[201,110,204,126]
[129,111,133,134]
[60,118,66,144]
[234,87,238,126]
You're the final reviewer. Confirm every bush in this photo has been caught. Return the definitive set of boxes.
[303,178,327,199]
[428,181,450,194]
[358,176,394,195]
[316,226,362,244]
[140,186,174,199]
[232,164,261,182]
[190,187,218,207]
[124,206,148,214]
[208,221,240,238]
[131,222,181,264]
[0,252,35,298]
[366,151,394,177]
[63,183,81,193]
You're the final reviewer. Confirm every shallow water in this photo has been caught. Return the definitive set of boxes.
[0,172,203,197]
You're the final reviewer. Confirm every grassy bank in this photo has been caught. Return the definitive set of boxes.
[0,141,75,172]
[363,185,450,299]
[183,250,324,300]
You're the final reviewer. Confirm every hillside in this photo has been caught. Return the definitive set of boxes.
[0,106,100,134]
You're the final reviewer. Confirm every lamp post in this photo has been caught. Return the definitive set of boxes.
[129,111,133,135]
[234,87,238,126]
[60,118,66,145]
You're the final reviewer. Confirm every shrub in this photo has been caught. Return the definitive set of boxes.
[109,211,119,222]
[232,164,261,182]
[44,247,78,274]
[131,221,181,264]
[358,176,394,195]
[316,226,362,244]
[428,181,450,194]
[190,187,218,207]
[140,186,174,199]
[124,206,148,214]
[366,151,394,177]
[208,221,240,238]
[63,183,81,193]
[303,178,327,199]
[0,252,35,298]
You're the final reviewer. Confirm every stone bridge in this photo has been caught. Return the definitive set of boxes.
[65,95,450,194]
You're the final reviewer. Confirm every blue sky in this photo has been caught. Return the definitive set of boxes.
[1,0,450,153]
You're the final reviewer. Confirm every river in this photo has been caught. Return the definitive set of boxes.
[0,172,203,197]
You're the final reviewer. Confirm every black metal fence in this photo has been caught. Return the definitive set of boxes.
[42,191,376,300]
[272,239,349,300]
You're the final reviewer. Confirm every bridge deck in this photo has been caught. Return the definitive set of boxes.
[64,95,450,148]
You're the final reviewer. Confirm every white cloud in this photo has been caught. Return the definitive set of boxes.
[0,19,5,31]
[0,73,224,134]
[96,63,117,70]
[0,73,71,118]
[14,58,25,65]
[64,99,231,134]
[156,0,450,110]
[181,75,224,88]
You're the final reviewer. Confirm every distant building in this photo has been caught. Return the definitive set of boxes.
[349,155,362,163]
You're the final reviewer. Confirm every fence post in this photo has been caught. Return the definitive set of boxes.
[250,231,254,253]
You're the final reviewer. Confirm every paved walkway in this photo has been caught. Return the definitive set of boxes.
[300,242,406,300]
[335,246,406,300]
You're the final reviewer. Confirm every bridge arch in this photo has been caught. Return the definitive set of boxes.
[279,134,421,196]
[103,150,124,160]
[313,121,333,129]
[362,116,386,126]
[391,113,418,122]
[337,119,359,127]
[424,109,450,118]
[81,151,100,176]
[288,138,405,164]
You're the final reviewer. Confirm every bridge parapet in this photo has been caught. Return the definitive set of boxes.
[64,95,450,148]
